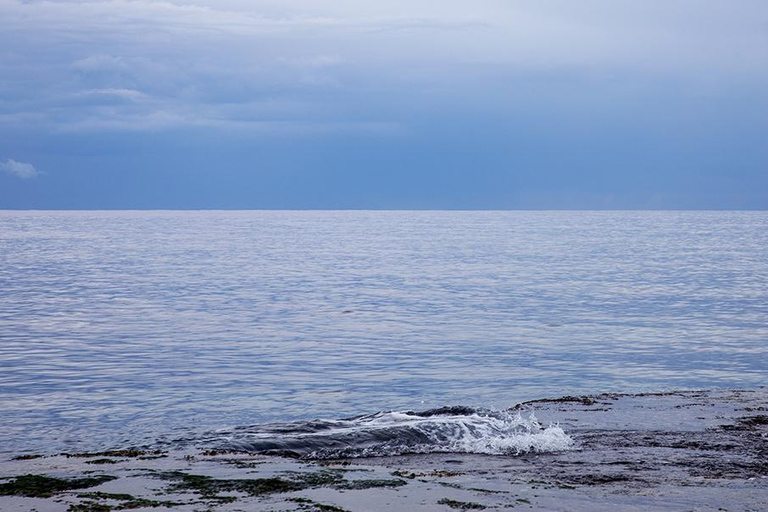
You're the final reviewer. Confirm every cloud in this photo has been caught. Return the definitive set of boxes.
[0,0,767,135]
[80,88,148,101]
[0,159,39,178]
[73,54,127,72]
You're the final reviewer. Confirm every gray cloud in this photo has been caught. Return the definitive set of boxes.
[79,88,148,101]
[1,0,767,134]
[0,159,39,178]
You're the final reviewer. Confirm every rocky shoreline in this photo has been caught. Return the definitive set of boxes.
[2,388,766,511]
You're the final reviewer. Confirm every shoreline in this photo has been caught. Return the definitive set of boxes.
[2,388,767,511]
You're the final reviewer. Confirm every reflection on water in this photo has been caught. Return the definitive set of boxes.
[1,211,767,454]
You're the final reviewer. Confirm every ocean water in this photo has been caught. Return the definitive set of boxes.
[1,211,767,455]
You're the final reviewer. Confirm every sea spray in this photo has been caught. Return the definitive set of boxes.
[213,407,574,459]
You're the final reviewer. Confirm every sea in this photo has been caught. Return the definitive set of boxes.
[1,211,767,456]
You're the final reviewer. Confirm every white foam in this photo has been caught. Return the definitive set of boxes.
[372,410,574,456]
[234,408,575,458]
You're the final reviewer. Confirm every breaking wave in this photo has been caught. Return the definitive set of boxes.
[211,406,573,459]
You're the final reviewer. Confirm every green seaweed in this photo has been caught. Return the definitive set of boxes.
[199,449,249,456]
[11,454,44,461]
[205,495,237,504]
[336,478,407,490]
[71,491,183,510]
[115,497,183,509]
[0,474,117,498]
[290,470,347,487]
[69,502,114,512]
[85,459,120,465]
[437,498,487,510]
[68,497,182,511]
[78,492,138,501]
[288,497,351,512]
[159,471,304,497]
[154,469,405,498]
[393,470,462,479]
[226,460,266,469]
[466,487,509,494]
[64,450,164,459]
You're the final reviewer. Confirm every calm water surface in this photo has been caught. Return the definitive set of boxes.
[1,211,767,454]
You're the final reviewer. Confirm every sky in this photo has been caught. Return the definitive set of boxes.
[1,0,767,209]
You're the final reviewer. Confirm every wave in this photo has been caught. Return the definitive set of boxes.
[210,406,574,459]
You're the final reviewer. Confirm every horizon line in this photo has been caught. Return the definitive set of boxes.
[1,208,767,213]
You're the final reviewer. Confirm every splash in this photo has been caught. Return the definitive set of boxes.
[214,406,574,459]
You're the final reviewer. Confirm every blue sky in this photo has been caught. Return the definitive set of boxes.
[1,0,767,209]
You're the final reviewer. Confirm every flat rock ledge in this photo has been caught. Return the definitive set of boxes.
[2,388,766,511]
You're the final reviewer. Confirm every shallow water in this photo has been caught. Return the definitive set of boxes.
[1,211,767,454]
